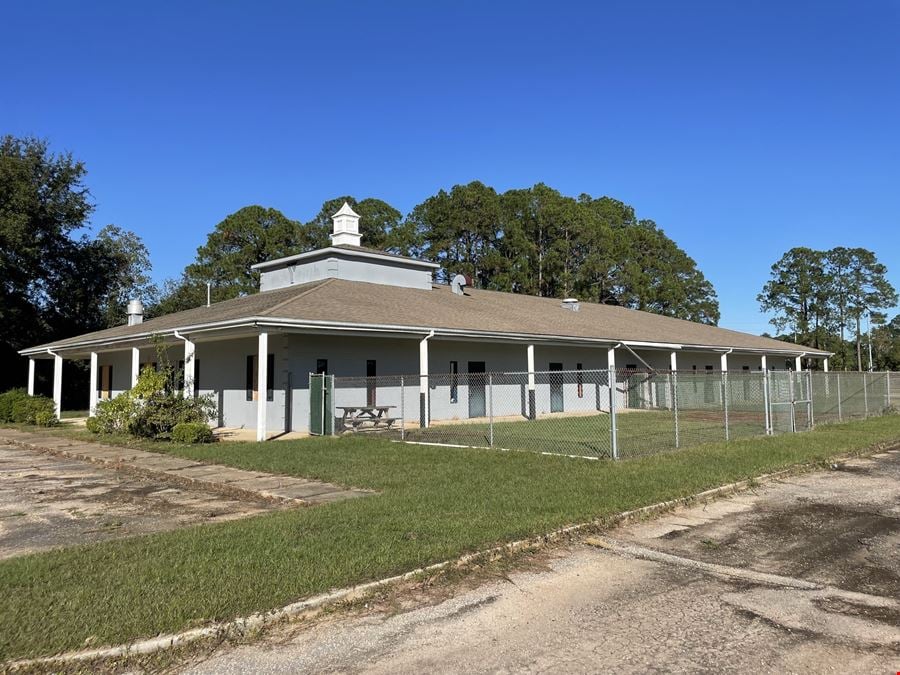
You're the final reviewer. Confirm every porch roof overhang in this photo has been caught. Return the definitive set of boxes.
[19,316,833,360]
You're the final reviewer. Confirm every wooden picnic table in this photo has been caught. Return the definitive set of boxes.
[337,405,398,432]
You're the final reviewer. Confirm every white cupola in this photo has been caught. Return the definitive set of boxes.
[331,202,362,247]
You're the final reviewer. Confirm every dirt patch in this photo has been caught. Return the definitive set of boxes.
[619,449,900,600]
[0,444,285,560]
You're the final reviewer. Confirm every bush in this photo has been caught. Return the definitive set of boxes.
[88,363,216,440]
[0,389,29,423]
[91,393,139,434]
[10,395,58,426]
[171,422,214,444]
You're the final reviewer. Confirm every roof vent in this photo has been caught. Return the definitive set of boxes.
[126,299,144,325]
[451,273,468,296]
[561,298,580,312]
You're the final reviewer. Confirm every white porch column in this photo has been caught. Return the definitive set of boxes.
[795,355,803,372]
[27,358,35,396]
[256,332,268,442]
[823,357,830,372]
[526,344,536,420]
[89,352,99,416]
[419,334,430,428]
[183,338,196,398]
[52,353,63,420]
[760,354,768,371]
[670,351,678,372]
[131,347,140,388]
[720,352,729,371]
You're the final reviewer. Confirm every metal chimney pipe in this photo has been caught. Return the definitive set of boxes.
[126,299,144,326]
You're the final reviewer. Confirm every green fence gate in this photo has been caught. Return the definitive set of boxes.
[309,373,335,435]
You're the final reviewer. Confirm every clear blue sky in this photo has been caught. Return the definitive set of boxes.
[3,1,899,334]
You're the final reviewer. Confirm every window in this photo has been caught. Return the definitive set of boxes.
[98,365,113,400]
[316,359,328,375]
[576,363,584,398]
[246,354,274,401]
[366,359,377,406]
[449,361,458,403]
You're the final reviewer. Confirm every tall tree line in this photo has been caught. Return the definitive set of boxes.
[758,247,898,370]
[159,181,720,325]
[1,136,155,395]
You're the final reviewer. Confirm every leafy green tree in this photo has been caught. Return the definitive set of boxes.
[303,196,407,252]
[153,205,304,315]
[94,225,158,327]
[0,136,92,370]
[839,249,897,371]
[610,220,720,324]
[408,182,504,286]
[758,247,833,348]
[871,314,900,371]
[760,247,896,369]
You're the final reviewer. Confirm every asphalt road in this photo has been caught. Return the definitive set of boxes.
[184,448,900,674]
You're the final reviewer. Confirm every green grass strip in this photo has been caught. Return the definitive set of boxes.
[1,415,899,661]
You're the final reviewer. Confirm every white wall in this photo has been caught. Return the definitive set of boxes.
[93,335,806,434]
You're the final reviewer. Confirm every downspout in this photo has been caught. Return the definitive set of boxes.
[420,330,435,427]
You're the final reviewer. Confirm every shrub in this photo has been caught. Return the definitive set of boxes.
[171,422,214,444]
[91,393,139,434]
[88,363,216,440]
[85,416,102,434]
[10,395,58,426]
[0,389,29,423]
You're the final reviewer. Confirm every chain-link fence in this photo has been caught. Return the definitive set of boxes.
[320,368,898,460]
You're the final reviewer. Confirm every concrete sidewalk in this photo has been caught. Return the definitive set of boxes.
[0,429,371,507]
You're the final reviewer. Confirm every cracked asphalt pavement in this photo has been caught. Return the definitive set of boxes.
[183,448,900,674]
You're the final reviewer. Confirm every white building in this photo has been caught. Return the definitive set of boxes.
[20,204,830,440]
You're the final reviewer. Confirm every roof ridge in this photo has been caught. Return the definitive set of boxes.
[260,278,335,317]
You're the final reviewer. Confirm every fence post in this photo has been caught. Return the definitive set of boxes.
[399,375,405,441]
[671,371,680,449]
[789,369,797,433]
[608,366,619,460]
[888,371,892,410]
[863,372,869,418]
[807,369,813,430]
[721,371,729,441]
[762,369,771,435]
[836,372,842,422]
[488,372,494,447]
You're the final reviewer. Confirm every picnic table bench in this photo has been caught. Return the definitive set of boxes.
[337,405,399,432]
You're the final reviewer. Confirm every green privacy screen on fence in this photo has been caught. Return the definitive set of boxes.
[309,373,334,435]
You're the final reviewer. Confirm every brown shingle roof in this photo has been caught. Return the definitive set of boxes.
[25,278,827,355]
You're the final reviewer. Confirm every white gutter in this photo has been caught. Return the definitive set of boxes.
[20,317,831,359]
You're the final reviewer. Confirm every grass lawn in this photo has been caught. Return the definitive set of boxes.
[1,415,900,661]
[405,408,768,458]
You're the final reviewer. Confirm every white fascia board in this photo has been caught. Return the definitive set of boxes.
[19,316,831,358]
[251,247,440,271]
